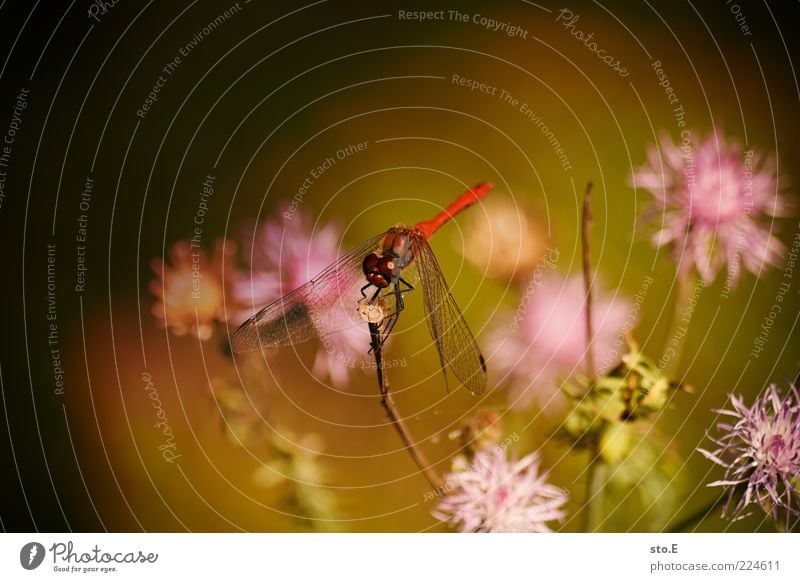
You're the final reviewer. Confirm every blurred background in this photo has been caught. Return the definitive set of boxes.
[1,0,798,532]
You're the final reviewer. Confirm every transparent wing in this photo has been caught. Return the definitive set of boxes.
[231,232,385,353]
[413,235,487,395]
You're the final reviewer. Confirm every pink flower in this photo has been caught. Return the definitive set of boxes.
[698,384,800,526]
[435,447,568,532]
[231,206,340,323]
[629,131,790,285]
[233,205,371,388]
[150,239,234,340]
[487,273,631,409]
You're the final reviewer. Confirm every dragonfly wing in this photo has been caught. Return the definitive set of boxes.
[414,236,487,395]
[231,232,385,353]
[231,286,321,351]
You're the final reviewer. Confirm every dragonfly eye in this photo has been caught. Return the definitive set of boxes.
[377,256,399,279]
[362,253,380,275]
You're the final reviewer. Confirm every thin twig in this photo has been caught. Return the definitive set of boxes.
[581,181,595,379]
[368,322,444,491]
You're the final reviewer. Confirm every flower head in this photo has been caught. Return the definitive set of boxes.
[435,446,567,532]
[232,206,340,323]
[455,194,549,281]
[488,273,631,409]
[629,130,790,285]
[698,384,800,525]
[150,239,234,340]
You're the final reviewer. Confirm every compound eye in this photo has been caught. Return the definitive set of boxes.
[362,253,380,275]
[377,256,398,279]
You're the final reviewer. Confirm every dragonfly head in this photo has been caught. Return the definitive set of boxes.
[362,253,399,288]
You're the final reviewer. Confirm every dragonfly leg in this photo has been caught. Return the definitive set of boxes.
[379,281,409,343]
[360,283,374,298]
[398,277,415,291]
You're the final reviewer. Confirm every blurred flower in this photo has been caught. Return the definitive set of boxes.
[488,273,631,409]
[232,205,371,388]
[311,321,372,388]
[629,130,790,285]
[449,408,505,457]
[253,429,339,531]
[150,239,234,340]
[232,206,340,323]
[211,377,265,447]
[698,384,800,525]
[455,194,549,281]
[563,337,691,459]
[435,446,567,532]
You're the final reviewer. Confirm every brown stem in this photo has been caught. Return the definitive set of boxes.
[369,322,444,491]
[579,181,605,532]
[582,181,595,379]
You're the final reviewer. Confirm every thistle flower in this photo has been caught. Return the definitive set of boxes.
[488,273,631,409]
[150,239,234,340]
[232,205,371,387]
[434,446,567,532]
[629,131,789,285]
[698,384,800,525]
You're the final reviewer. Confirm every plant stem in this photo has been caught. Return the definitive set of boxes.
[580,181,605,532]
[581,181,595,379]
[368,322,444,491]
[582,444,605,531]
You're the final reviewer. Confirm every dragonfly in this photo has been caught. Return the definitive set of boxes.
[231,182,494,395]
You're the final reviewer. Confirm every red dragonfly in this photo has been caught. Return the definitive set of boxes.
[231,182,493,395]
